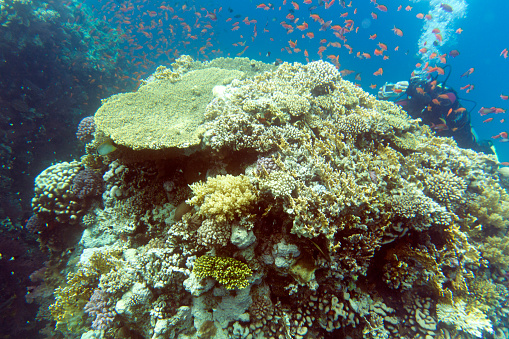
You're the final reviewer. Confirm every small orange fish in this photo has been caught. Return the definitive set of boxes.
[501,94,509,100]
[370,84,377,89]
[447,108,453,117]
[416,13,424,19]
[405,5,412,11]
[456,28,463,34]
[369,34,377,40]
[392,26,403,37]
[432,98,441,105]
[460,68,474,78]
[373,67,383,76]
[483,118,494,123]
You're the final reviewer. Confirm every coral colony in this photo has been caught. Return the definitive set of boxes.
[28,56,509,338]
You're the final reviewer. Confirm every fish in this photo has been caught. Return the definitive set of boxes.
[370,84,377,89]
[478,107,496,116]
[376,4,387,12]
[455,28,463,34]
[440,4,453,12]
[97,140,117,155]
[392,26,403,37]
[369,34,377,40]
[483,118,494,123]
[373,67,383,76]
[460,68,474,78]
[449,50,460,58]
[501,94,509,100]
[431,122,448,131]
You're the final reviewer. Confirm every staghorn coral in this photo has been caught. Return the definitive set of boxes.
[193,255,252,290]
[187,174,258,223]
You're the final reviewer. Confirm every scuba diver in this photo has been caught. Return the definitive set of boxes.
[378,66,496,155]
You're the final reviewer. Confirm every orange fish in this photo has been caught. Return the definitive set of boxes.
[374,49,383,56]
[325,0,335,9]
[306,32,315,38]
[370,84,377,89]
[378,42,387,51]
[376,4,387,12]
[397,5,402,11]
[456,28,463,34]
[501,94,509,100]
[371,12,378,19]
[373,67,383,76]
[291,1,299,10]
[369,34,377,40]
[454,107,467,113]
[392,26,403,36]
[419,47,428,54]
[460,68,474,78]
[416,13,424,19]
[447,108,453,117]
[405,5,412,11]
[483,118,494,123]
[289,39,297,48]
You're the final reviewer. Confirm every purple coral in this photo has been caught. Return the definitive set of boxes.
[25,215,46,234]
[76,116,96,142]
[84,288,116,330]
[71,168,104,199]
[256,156,279,175]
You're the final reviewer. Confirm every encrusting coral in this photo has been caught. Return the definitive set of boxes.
[28,56,509,339]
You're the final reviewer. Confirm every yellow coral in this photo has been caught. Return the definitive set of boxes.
[193,255,252,289]
[187,174,258,222]
[49,249,123,333]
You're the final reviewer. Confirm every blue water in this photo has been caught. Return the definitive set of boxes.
[81,0,509,158]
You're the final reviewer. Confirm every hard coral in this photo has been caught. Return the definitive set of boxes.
[32,160,85,223]
[84,288,116,330]
[71,168,105,200]
[187,174,258,223]
[76,116,96,142]
[193,255,252,290]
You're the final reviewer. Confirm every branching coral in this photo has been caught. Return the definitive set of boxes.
[187,174,258,223]
[193,255,252,290]
[437,299,493,338]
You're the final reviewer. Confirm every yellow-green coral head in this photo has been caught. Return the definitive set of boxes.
[193,255,252,290]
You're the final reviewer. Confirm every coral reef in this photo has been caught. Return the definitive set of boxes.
[28,57,509,339]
